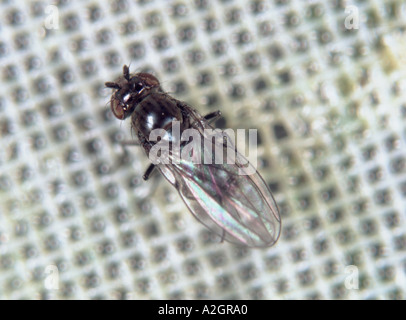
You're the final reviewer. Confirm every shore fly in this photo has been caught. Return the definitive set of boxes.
[105,65,281,248]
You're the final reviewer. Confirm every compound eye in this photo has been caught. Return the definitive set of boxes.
[111,98,126,119]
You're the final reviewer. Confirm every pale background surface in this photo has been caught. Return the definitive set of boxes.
[0,0,405,299]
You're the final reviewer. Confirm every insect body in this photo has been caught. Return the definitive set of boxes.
[106,65,281,248]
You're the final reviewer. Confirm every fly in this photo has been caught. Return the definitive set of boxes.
[105,65,281,248]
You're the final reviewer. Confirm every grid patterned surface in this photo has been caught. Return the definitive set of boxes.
[0,0,406,300]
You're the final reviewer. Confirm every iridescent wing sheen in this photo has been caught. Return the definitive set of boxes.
[153,105,281,248]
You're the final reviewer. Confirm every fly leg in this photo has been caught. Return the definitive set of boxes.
[142,163,156,181]
[220,229,226,243]
[121,140,140,146]
[204,110,222,124]
[120,140,157,181]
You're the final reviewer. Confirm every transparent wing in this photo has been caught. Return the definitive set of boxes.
[151,106,281,248]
